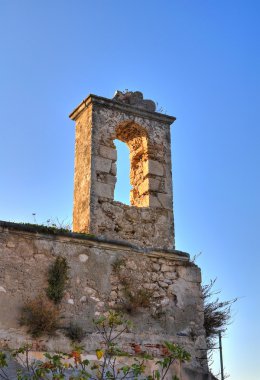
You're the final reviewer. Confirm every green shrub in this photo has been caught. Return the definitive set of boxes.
[46,256,69,304]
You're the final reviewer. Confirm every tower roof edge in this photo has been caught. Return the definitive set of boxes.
[69,93,176,124]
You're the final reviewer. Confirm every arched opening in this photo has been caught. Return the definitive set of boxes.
[115,122,149,207]
[113,139,131,205]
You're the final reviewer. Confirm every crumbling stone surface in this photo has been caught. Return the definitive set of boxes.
[70,93,176,249]
[0,223,207,376]
[113,90,156,112]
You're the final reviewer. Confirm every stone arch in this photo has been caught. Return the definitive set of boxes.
[114,121,149,207]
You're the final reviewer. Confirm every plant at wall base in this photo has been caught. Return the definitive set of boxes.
[46,256,69,304]
[65,322,86,343]
[19,296,60,338]
[0,352,8,380]
[1,311,191,379]
[154,342,191,380]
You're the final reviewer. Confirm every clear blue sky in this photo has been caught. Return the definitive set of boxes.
[0,1,259,378]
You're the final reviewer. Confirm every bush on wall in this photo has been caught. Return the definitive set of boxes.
[46,256,69,304]
[19,296,60,337]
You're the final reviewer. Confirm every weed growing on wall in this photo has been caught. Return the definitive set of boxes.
[46,256,69,304]
[112,258,152,313]
[19,296,60,337]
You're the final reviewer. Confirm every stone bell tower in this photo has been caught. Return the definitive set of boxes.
[69,91,176,249]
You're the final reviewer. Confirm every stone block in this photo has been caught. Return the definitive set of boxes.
[152,263,160,271]
[95,156,112,173]
[144,160,164,177]
[164,271,177,280]
[156,214,168,225]
[149,177,161,191]
[151,272,159,281]
[157,193,172,209]
[140,194,150,207]
[125,208,139,221]
[106,174,117,185]
[111,162,117,175]
[139,178,149,196]
[158,281,169,288]
[95,182,114,199]
[99,145,117,161]
[79,254,89,262]
[110,291,117,300]
[126,260,137,270]
[161,264,172,272]
[178,266,202,283]
[149,195,161,208]
[160,297,170,307]
[139,178,161,196]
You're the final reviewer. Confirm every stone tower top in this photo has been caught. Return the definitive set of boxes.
[70,91,176,250]
[112,90,156,112]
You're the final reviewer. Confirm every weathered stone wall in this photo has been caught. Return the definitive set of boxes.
[73,103,92,233]
[0,222,208,378]
[70,94,176,250]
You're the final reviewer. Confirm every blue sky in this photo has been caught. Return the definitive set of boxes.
[0,1,259,378]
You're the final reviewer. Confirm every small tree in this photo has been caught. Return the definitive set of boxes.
[202,279,237,379]
[202,279,237,349]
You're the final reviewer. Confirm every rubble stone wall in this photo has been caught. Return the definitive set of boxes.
[0,222,208,378]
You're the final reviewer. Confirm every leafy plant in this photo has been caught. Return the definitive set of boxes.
[92,310,189,380]
[2,311,191,379]
[19,296,60,337]
[112,258,152,313]
[46,256,69,304]
[123,287,152,312]
[65,322,86,342]
[154,341,191,380]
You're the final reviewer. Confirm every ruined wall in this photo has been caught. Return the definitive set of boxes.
[0,222,208,378]
[0,92,213,379]
[70,94,175,250]
[73,103,92,233]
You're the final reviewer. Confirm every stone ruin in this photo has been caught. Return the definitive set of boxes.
[70,91,175,249]
[0,91,216,379]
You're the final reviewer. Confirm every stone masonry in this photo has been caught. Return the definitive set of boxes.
[0,222,209,379]
[70,91,175,249]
